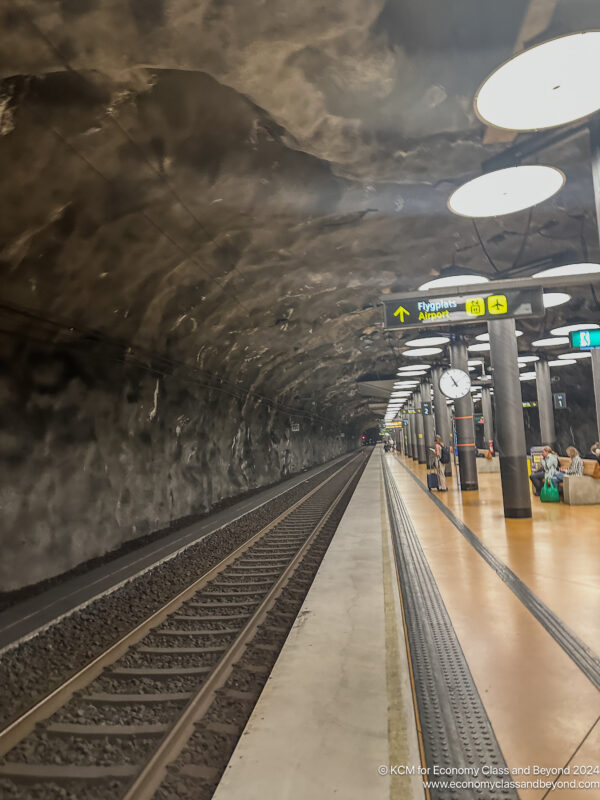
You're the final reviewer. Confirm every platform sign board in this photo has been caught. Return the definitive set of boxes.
[382,287,544,331]
[570,329,600,350]
[553,392,567,409]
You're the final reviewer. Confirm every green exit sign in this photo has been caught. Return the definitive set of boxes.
[570,329,600,349]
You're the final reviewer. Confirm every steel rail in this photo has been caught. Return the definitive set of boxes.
[121,456,364,800]
[0,453,361,758]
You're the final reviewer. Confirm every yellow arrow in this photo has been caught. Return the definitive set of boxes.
[393,305,410,322]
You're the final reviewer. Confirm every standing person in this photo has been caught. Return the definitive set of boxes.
[434,434,448,492]
[552,446,584,487]
[529,446,559,497]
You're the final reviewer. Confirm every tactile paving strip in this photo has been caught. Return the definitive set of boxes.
[382,456,518,800]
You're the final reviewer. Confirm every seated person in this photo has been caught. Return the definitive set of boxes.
[552,446,584,487]
[529,446,559,497]
[589,442,600,463]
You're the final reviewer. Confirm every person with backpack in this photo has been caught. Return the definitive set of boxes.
[434,435,449,492]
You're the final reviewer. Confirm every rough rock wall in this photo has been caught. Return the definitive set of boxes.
[0,333,350,592]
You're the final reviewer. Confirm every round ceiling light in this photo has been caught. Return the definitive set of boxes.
[468,342,491,352]
[548,359,577,366]
[404,335,450,347]
[418,274,490,291]
[475,32,600,131]
[398,364,431,371]
[397,370,428,376]
[475,330,523,342]
[520,372,537,381]
[549,323,600,336]
[516,354,539,363]
[448,166,564,218]
[533,262,600,279]
[558,352,591,360]
[403,348,443,357]
[543,292,571,308]
[531,337,569,347]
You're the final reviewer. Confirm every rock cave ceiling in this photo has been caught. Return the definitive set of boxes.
[2,0,600,431]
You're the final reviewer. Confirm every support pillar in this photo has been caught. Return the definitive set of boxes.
[432,366,452,476]
[414,388,426,464]
[481,386,494,454]
[409,403,417,460]
[592,350,600,441]
[449,338,478,491]
[421,381,435,467]
[590,119,600,440]
[488,318,532,518]
[534,358,556,447]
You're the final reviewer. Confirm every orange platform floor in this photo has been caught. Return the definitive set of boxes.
[392,452,600,799]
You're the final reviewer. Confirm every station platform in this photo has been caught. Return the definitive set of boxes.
[214,446,600,800]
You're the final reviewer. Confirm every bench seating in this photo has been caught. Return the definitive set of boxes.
[560,458,600,505]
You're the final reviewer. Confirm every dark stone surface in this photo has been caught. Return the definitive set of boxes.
[2,1,600,588]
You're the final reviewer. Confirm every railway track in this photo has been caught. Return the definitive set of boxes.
[0,451,368,800]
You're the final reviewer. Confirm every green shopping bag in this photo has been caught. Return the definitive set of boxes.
[540,478,560,503]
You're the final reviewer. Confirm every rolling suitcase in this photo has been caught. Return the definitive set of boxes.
[427,471,438,491]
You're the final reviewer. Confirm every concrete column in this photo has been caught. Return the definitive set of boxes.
[593,337,600,441]
[414,388,426,464]
[449,338,478,491]
[481,386,494,454]
[488,318,532,519]
[421,381,435,467]
[534,358,556,447]
[432,366,452,476]
[409,403,417,460]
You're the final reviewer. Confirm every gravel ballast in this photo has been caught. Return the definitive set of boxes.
[0,454,358,729]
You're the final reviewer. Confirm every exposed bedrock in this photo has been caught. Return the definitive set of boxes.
[2,1,600,588]
[0,336,350,592]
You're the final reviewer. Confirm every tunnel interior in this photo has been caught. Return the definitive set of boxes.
[2,0,600,592]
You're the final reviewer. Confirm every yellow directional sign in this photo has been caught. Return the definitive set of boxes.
[382,287,543,330]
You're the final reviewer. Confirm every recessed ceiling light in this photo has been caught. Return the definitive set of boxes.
[396,370,428,376]
[557,352,591,360]
[404,335,450,347]
[519,372,537,381]
[468,342,491,352]
[543,292,571,308]
[467,359,484,365]
[403,348,443,357]
[533,262,600,279]
[548,359,577,366]
[531,337,569,347]
[475,32,600,131]
[398,364,431,371]
[549,323,600,336]
[516,354,539,362]
[449,166,564,217]
[475,330,523,342]
[418,274,490,291]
